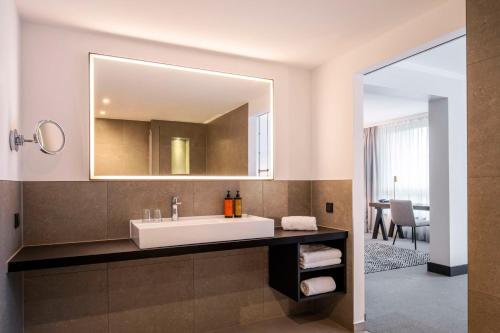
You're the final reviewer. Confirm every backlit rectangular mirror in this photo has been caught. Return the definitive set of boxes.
[89,54,273,179]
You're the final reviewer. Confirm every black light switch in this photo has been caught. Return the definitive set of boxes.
[14,213,20,229]
[326,202,334,213]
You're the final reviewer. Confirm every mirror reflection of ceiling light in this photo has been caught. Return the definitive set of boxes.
[99,110,107,115]
[102,98,110,105]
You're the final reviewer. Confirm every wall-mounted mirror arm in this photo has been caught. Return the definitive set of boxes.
[9,129,36,151]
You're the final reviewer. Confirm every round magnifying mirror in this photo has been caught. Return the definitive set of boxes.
[35,120,66,155]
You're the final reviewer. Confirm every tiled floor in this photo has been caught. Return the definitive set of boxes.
[365,233,467,333]
[210,315,355,333]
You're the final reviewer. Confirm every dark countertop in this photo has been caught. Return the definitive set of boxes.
[8,226,347,272]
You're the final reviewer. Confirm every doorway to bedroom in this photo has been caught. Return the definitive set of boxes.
[362,36,468,333]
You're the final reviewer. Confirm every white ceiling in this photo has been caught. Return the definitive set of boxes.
[363,36,466,126]
[16,0,447,68]
[363,86,428,127]
[93,56,271,123]
[394,36,466,79]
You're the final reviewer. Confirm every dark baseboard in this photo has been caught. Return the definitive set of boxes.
[427,262,468,276]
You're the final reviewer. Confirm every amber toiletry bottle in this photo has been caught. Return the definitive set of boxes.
[234,191,242,218]
[224,191,234,218]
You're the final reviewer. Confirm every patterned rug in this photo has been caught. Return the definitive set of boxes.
[365,243,430,274]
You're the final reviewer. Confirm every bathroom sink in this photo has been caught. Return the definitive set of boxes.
[130,215,275,249]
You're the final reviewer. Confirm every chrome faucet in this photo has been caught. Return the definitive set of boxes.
[171,196,182,221]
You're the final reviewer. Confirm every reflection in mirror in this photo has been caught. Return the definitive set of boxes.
[90,54,273,179]
[36,120,66,154]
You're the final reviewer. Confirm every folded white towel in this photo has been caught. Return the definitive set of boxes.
[300,257,341,269]
[281,216,317,231]
[300,245,342,264]
[300,244,330,254]
[300,276,336,296]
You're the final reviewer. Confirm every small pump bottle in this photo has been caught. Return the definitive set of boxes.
[224,191,234,218]
[234,191,242,218]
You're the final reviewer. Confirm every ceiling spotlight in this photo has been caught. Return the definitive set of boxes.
[102,98,110,105]
[99,110,107,115]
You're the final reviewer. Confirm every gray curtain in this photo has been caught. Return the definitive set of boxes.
[364,127,377,233]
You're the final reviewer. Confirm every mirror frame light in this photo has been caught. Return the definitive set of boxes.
[89,53,274,180]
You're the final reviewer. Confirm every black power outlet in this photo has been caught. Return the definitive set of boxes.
[14,213,20,229]
[326,202,334,213]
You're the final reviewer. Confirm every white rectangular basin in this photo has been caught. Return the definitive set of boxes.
[130,215,275,249]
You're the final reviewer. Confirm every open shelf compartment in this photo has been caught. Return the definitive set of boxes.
[268,235,347,302]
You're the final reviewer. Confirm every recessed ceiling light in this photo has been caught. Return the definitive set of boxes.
[102,98,110,105]
[99,110,107,115]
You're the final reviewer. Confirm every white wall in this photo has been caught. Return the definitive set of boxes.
[311,0,465,326]
[429,98,451,265]
[21,21,312,181]
[0,0,21,180]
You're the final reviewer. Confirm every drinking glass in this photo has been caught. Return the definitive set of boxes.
[154,209,162,222]
[143,209,152,223]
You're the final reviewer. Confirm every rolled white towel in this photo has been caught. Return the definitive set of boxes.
[300,245,342,264]
[281,216,317,231]
[300,276,336,296]
[300,257,341,269]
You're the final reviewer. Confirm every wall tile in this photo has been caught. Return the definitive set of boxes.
[108,258,194,333]
[468,1,500,328]
[107,181,194,239]
[107,254,193,269]
[24,263,108,278]
[193,247,265,260]
[24,269,108,333]
[262,181,288,225]
[312,180,352,231]
[468,177,500,298]
[193,181,239,216]
[467,0,500,64]
[194,251,265,332]
[467,56,500,178]
[23,182,108,245]
[311,180,353,330]
[287,181,311,216]
[469,289,500,332]
[239,180,263,216]
[20,179,354,331]
[0,181,23,333]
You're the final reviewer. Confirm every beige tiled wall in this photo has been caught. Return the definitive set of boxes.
[94,118,150,176]
[311,180,353,330]
[206,104,249,176]
[0,181,23,333]
[467,1,500,331]
[22,180,354,332]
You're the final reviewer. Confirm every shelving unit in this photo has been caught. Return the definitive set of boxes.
[268,235,347,302]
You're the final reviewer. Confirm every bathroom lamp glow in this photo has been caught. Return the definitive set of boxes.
[89,53,274,180]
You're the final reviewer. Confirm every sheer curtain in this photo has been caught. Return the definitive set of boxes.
[364,127,378,233]
[373,115,430,241]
